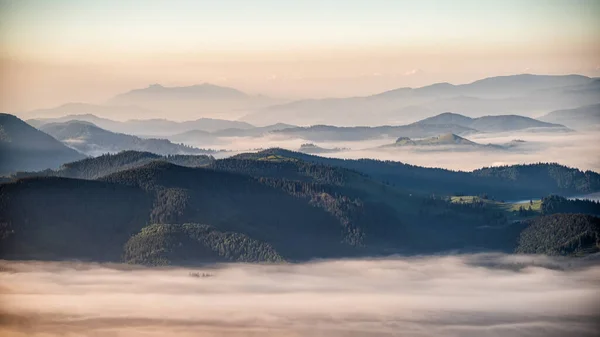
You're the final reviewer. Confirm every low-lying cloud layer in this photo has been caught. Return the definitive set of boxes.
[1,254,599,337]
[204,129,600,172]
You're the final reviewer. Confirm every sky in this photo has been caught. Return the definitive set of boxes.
[1,0,600,112]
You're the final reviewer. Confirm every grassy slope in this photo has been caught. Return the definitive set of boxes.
[450,195,542,219]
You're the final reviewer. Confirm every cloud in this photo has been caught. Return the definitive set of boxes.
[404,68,424,76]
[1,254,599,337]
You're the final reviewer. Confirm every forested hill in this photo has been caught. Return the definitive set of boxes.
[7,147,600,201]
[232,149,600,200]
[516,214,600,256]
[2,157,599,265]
[472,164,600,193]
[10,151,214,180]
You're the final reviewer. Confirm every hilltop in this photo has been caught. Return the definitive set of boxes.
[387,133,480,147]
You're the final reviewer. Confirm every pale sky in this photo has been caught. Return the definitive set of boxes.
[1,0,599,112]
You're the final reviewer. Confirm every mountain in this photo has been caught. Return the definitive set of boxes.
[242,74,599,126]
[0,114,85,175]
[416,112,568,133]
[11,151,214,180]
[29,114,255,136]
[39,121,216,156]
[538,103,600,130]
[272,123,477,142]
[270,112,562,143]
[123,223,284,265]
[386,133,482,148]
[108,83,282,119]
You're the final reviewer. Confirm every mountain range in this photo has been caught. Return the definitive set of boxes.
[272,113,568,142]
[28,111,256,136]
[2,148,599,264]
[20,74,600,128]
[241,75,600,126]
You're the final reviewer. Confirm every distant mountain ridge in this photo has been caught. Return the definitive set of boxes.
[242,74,599,125]
[272,123,478,142]
[375,74,593,99]
[106,83,283,119]
[39,121,216,156]
[272,112,567,142]
[417,112,567,132]
[28,112,256,136]
[112,83,249,100]
[538,103,600,130]
[0,113,85,174]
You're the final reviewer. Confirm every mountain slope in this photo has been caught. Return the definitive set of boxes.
[0,177,152,260]
[538,103,600,130]
[11,151,214,180]
[123,223,284,265]
[39,121,215,156]
[515,214,600,255]
[376,74,594,99]
[113,83,248,101]
[0,163,351,262]
[388,133,479,147]
[0,114,85,174]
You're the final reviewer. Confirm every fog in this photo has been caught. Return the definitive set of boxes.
[190,130,600,172]
[321,131,600,172]
[1,254,599,337]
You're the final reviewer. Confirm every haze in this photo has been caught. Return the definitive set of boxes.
[2,0,600,112]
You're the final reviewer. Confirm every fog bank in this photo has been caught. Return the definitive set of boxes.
[204,130,600,172]
[1,254,599,337]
